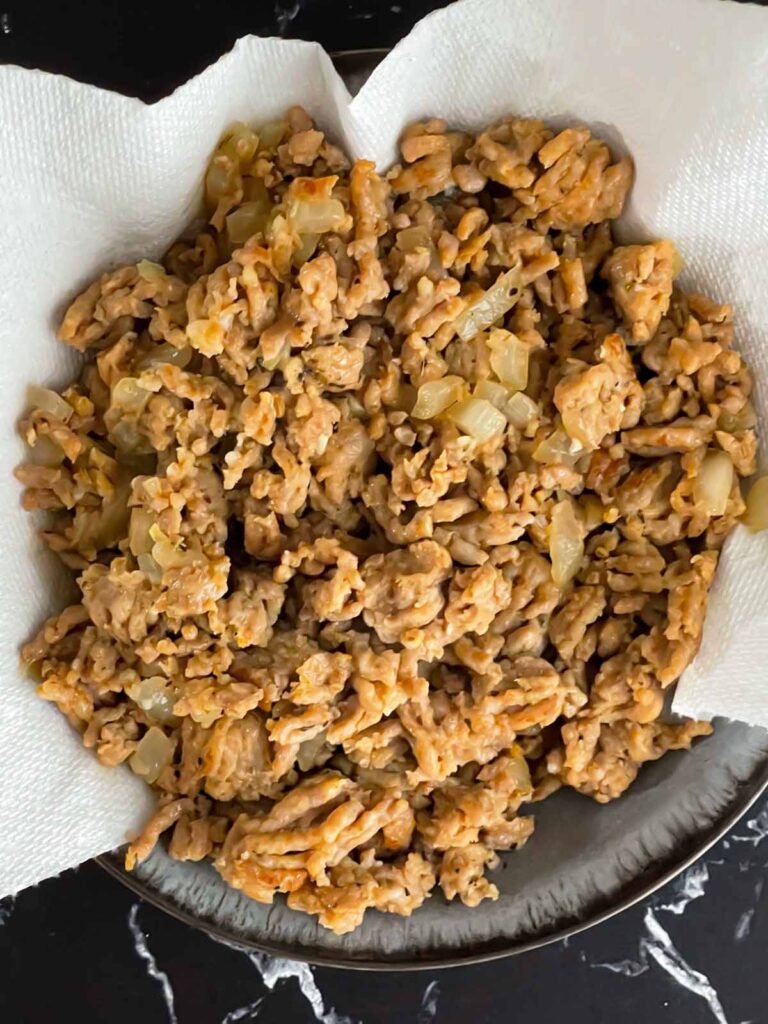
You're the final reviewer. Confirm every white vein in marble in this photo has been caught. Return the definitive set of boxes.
[209,933,354,1024]
[734,908,754,943]
[248,953,354,1024]
[221,997,264,1023]
[592,863,733,1024]
[417,981,440,1024]
[658,862,709,915]
[734,876,763,943]
[127,903,177,1024]
[643,909,729,1024]
[732,802,768,847]
[591,956,648,978]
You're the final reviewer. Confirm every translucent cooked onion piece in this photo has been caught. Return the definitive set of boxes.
[128,508,154,557]
[137,552,163,584]
[86,469,132,551]
[27,385,74,422]
[220,122,260,165]
[694,450,734,517]
[506,754,532,796]
[226,200,271,244]
[25,435,65,468]
[126,677,178,726]
[396,225,432,252]
[447,397,507,442]
[109,377,151,415]
[505,391,538,430]
[487,328,529,391]
[205,158,238,212]
[533,428,582,466]
[150,524,188,571]
[287,198,347,235]
[411,376,466,419]
[292,232,320,267]
[148,524,203,572]
[454,267,524,342]
[105,377,152,453]
[473,380,538,430]
[743,475,768,532]
[138,343,192,371]
[549,500,584,587]
[258,118,287,148]
[136,259,166,283]
[129,726,175,784]
[473,379,508,408]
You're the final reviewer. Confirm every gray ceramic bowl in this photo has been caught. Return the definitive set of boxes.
[100,50,768,969]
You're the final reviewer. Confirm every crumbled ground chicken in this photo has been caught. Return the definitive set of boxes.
[19,107,752,935]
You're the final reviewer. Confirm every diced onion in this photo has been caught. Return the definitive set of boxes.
[287,198,346,235]
[693,449,733,517]
[26,435,65,468]
[473,379,508,408]
[533,428,582,466]
[258,119,287,148]
[136,259,166,283]
[506,755,532,796]
[126,677,178,726]
[292,232,320,267]
[205,157,237,207]
[396,225,432,252]
[447,397,507,442]
[138,343,192,371]
[473,380,539,430]
[129,726,175,783]
[87,470,132,551]
[487,328,529,391]
[454,267,524,342]
[579,494,606,533]
[220,122,260,165]
[549,500,584,587]
[27,385,73,422]
[226,200,271,244]
[128,508,154,557]
[743,475,768,532]
[108,421,144,454]
[138,552,163,583]
[105,377,152,453]
[505,391,538,430]
[411,376,466,419]
[110,377,151,416]
[149,524,199,571]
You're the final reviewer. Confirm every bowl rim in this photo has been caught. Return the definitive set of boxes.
[98,753,768,970]
[98,47,768,969]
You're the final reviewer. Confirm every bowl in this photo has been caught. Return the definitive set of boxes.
[95,48,768,972]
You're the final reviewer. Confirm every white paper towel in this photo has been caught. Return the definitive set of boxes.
[1,0,767,897]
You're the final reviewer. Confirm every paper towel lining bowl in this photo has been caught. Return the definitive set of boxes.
[94,49,768,969]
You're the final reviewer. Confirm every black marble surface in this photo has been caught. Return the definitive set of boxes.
[2,2,768,1022]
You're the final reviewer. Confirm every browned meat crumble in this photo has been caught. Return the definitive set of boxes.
[18,105,754,934]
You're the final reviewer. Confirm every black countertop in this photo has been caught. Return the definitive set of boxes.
[2,2,767,1021]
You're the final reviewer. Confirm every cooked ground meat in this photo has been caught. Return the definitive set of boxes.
[18,107,752,935]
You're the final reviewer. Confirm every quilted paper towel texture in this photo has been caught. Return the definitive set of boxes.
[1,0,767,896]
